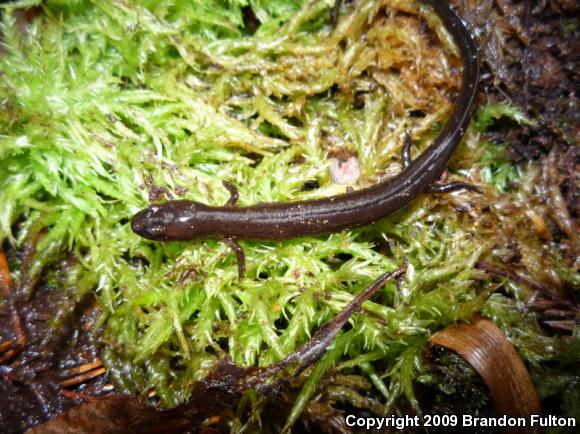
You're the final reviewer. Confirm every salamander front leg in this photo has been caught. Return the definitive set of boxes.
[222,180,239,207]
[224,237,246,280]
[221,181,245,278]
[330,0,342,28]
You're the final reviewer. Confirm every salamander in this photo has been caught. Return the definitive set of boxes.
[131,0,480,270]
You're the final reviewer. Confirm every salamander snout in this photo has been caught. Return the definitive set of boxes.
[131,204,174,240]
[131,200,213,241]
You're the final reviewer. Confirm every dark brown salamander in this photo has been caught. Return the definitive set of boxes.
[132,0,480,267]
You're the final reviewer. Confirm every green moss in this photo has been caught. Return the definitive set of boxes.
[474,101,535,133]
[478,141,521,192]
[473,101,536,193]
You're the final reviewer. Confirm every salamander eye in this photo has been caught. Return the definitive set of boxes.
[147,204,160,215]
[147,204,177,224]
[131,211,148,235]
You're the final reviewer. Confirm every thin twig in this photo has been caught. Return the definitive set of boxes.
[475,261,565,302]
[61,360,103,377]
[59,367,106,388]
[0,349,18,364]
[0,339,14,353]
[60,389,101,402]
[80,382,115,397]
[249,266,406,393]
[0,248,26,363]
[0,247,13,296]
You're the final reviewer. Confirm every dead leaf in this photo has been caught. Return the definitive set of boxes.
[430,316,541,434]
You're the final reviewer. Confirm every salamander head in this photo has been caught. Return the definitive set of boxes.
[131,200,212,241]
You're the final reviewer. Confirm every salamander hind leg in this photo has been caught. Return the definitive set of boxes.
[401,132,413,170]
[427,181,482,194]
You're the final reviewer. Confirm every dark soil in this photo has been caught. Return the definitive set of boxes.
[451,0,579,259]
[0,249,108,434]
